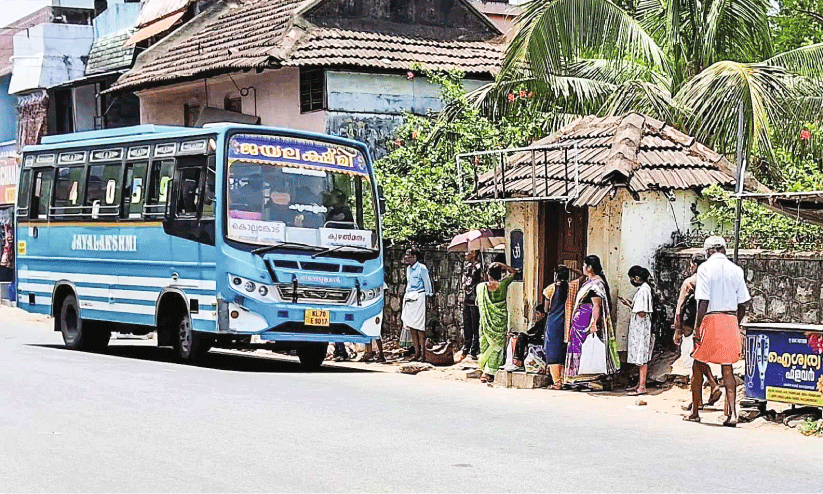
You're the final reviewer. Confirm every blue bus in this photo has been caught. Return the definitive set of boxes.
[15,124,384,369]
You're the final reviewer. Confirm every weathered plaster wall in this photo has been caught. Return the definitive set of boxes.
[93,2,140,38]
[656,249,823,326]
[587,189,710,350]
[505,201,538,333]
[9,23,94,94]
[136,68,326,131]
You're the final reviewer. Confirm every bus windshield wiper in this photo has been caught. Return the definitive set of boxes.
[311,244,378,259]
[252,241,320,255]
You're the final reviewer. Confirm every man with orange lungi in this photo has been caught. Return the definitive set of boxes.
[684,236,750,426]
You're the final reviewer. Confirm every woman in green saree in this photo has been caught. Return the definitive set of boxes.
[476,262,516,382]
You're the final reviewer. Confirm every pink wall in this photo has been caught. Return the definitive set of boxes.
[136,67,326,132]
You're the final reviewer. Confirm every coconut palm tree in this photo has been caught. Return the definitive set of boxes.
[478,0,823,172]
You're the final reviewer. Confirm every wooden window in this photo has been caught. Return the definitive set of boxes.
[224,95,242,113]
[300,68,325,113]
[184,103,200,127]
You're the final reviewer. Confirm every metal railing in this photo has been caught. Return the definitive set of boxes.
[456,142,581,204]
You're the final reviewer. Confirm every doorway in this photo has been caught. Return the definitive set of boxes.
[539,202,588,292]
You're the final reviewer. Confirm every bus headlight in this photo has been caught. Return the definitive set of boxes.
[358,287,382,303]
[228,275,275,303]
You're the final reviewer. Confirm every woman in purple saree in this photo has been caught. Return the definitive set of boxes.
[564,255,620,384]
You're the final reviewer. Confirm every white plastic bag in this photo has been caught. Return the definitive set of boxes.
[578,334,607,374]
[524,345,547,374]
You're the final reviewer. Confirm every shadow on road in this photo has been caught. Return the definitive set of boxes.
[27,344,374,374]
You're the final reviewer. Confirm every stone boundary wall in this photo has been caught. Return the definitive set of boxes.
[382,246,499,342]
[655,249,823,325]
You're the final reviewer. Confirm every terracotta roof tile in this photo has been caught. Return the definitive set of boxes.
[111,0,503,92]
[471,112,739,206]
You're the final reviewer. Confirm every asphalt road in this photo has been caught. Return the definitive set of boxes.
[1,309,821,493]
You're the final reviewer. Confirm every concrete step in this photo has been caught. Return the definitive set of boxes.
[494,370,551,389]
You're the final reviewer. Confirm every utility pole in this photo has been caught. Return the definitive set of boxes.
[733,102,747,263]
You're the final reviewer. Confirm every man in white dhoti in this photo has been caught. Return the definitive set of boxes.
[401,248,433,362]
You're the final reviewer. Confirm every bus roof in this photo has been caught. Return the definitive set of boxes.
[26,124,374,161]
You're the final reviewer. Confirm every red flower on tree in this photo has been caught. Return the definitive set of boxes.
[527,91,535,98]
[800,129,812,141]
[406,71,414,80]
[507,93,516,102]
[411,131,418,139]
[394,139,403,147]
[519,90,527,98]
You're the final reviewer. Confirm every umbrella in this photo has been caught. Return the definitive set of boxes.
[447,229,505,252]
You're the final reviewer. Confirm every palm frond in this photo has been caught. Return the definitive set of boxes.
[503,0,670,83]
[675,61,791,170]
[702,0,772,66]
[565,58,672,89]
[765,43,823,78]
[600,80,679,122]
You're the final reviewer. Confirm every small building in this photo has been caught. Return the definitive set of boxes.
[107,0,504,158]
[467,113,740,351]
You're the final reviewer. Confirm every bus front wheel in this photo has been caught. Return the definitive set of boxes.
[59,294,109,351]
[297,343,327,371]
[174,312,211,362]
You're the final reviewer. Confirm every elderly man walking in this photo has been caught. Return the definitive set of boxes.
[685,236,750,426]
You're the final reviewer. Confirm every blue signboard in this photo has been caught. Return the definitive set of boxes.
[228,133,368,177]
[744,326,823,406]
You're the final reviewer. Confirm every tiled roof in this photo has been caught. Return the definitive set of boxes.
[284,28,503,74]
[472,113,742,207]
[110,0,503,92]
[85,29,138,76]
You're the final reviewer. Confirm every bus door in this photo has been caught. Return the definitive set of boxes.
[164,153,216,284]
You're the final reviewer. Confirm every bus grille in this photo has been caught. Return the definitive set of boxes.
[276,285,352,305]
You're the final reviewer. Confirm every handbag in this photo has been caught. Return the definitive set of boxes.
[578,334,607,374]
[524,345,547,374]
[424,341,455,366]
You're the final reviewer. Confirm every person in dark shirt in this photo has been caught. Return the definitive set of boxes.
[460,250,483,360]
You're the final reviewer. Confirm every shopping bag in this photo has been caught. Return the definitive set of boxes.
[524,345,547,374]
[578,334,607,375]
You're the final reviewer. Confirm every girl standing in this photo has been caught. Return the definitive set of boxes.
[542,265,570,389]
[620,266,654,396]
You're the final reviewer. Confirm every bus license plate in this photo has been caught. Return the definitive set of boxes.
[305,309,330,326]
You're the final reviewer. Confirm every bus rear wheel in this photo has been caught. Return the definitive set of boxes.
[59,294,109,351]
[297,343,327,371]
[174,312,211,362]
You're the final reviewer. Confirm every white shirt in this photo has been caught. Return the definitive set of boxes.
[632,283,653,314]
[695,253,751,312]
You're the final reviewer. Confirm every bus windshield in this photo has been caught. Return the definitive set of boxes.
[226,133,378,252]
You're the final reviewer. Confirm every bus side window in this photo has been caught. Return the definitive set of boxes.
[53,166,85,219]
[176,167,201,218]
[146,159,175,217]
[86,164,121,220]
[123,161,148,219]
[30,169,54,221]
[16,169,31,215]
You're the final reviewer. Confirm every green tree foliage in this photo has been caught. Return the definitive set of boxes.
[771,0,823,53]
[699,126,823,251]
[479,0,823,177]
[376,71,547,245]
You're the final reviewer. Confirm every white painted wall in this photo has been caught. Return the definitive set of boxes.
[587,189,713,350]
[9,23,93,93]
[326,71,485,115]
[136,68,325,131]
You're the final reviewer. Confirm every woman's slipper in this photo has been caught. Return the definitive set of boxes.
[683,415,701,423]
[707,388,723,406]
[628,389,647,396]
